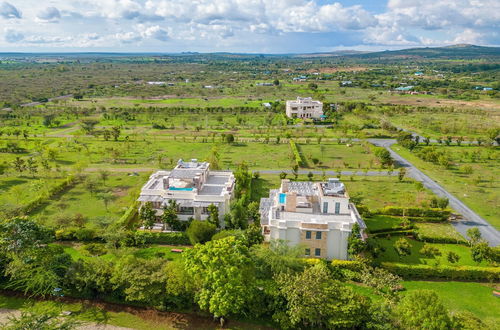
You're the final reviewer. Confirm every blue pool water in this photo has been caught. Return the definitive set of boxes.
[169,187,194,191]
[279,193,286,204]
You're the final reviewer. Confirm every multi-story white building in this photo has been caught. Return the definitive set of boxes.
[285,97,324,119]
[259,179,365,260]
[138,159,235,229]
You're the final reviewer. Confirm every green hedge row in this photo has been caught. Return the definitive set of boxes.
[414,232,467,245]
[376,206,451,220]
[381,262,500,281]
[330,259,364,272]
[144,232,190,245]
[408,216,446,223]
[116,202,139,229]
[289,139,303,167]
[22,174,79,214]
[370,230,414,237]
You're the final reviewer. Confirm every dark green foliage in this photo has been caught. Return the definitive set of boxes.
[396,290,452,329]
[186,220,216,245]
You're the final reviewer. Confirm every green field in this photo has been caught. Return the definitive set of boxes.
[402,281,500,327]
[393,144,500,228]
[373,237,487,267]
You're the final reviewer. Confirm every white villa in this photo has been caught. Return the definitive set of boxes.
[285,97,324,119]
[138,159,235,229]
[259,179,366,260]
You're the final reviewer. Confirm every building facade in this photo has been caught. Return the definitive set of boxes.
[138,159,235,229]
[285,97,324,119]
[259,179,365,260]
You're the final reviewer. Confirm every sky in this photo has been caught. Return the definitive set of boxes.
[0,0,499,53]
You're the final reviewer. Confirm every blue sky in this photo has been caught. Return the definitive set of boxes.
[1,0,499,53]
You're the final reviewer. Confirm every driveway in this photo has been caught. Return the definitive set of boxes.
[369,139,500,246]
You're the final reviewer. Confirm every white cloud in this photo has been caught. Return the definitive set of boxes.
[0,1,21,19]
[138,25,170,41]
[37,7,61,22]
[115,31,142,44]
[448,28,484,45]
[4,28,24,42]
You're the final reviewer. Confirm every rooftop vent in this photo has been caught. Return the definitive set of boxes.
[324,178,345,195]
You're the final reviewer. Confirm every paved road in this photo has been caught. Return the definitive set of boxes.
[369,139,500,246]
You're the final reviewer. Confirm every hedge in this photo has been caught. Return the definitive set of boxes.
[407,216,446,223]
[381,262,500,281]
[289,139,303,167]
[116,202,139,229]
[22,174,79,214]
[144,232,190,245]
[330,259,364,272]
[370,230,414,238]
[376,206,451,220]
[415,232,467,245]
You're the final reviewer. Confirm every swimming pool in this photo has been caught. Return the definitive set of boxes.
[279,193,286,204]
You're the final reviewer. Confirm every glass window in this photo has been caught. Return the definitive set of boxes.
[316,231,322,239]
[315,248,321,256]
[305,231,311,239]
[323,202,328,213]
[305,248,310,256]
[335,202,341,214]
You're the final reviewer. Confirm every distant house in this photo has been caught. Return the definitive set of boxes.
[285,97,323,119]
[293,75,307,82]
[395,85,414,91]
[414,72,424,76]
[262,102,272,108]
[341,80,352,86]
[256,82,274,86]
[259,179,366,260]
[138,159,235,230]
[147,81,166,85]
[483,87,493,91]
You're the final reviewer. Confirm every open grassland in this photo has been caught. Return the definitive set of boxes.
[393,145,500,228]
[402,281,500,327]
[373,236,488,267]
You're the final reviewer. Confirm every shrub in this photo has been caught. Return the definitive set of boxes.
[381,262,500,281]
[289,140,303,167]
[186,220,217,245]
[377,206,451,220]
[75,228,97,241]
[81,243,107,256]
[144,232,190,245]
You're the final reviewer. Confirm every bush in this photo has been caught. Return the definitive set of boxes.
[75,228,97,241]
[186,220,217,245]
[116,202,139,229]
[415,232,467,245]
[377,206,451,220]
[381,262,500,281]
[22,174,79,214]
[143,232,190,245]
[289,140,303,167]
[81,243,108,256]
[55,227,79,241]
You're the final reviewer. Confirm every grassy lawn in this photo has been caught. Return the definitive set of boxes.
[373,237,488,267]
[415,222,466,243]
[364,215,405,232]
[393,145,499,229]
[402,281,500,327]
[32,173,146,228]
[59,242,189,262]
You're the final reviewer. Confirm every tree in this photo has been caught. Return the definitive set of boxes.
[207,203,219,228]
[279,171,287,180]
[84,178,98,196]
[466,227,482,245]
[308,82,318,91]
[273,79,280,86]
[423,136,430,146]
[111,126,121,141]
[80,118,99,134]
[419,244,442,258]
[139,202,156,230]
[26,157,38,177]
[161,200,181,230]
[307,171,314,181]
[99,169,110,185]
[186,220,216,245]
[3,309,79,330]
[395,290,452,329]
[225,133,235,144]
[102,129,111,141]
[447,251,460,264]
[394,237,412,257]
[12,157,26,174]
[471,241,491,264]
[347,223,366,257]
[96,192,115,211]
[184,236,256,320]
[374,148,393,167]
[487,128,499,145]
[247,201,261,226]
[398,167,406,182]
[111,256,168,308]
[276,263,371,329]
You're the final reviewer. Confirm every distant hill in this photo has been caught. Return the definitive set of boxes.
[350,44,500,60]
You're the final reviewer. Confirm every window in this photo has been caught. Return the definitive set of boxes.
[179,207,194,215]
[315,248,321,257]
[305,231,312,239]
[322,202,328,213]
[335,202,340,214]
[305,248,310,256]
[316,231,322,240]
